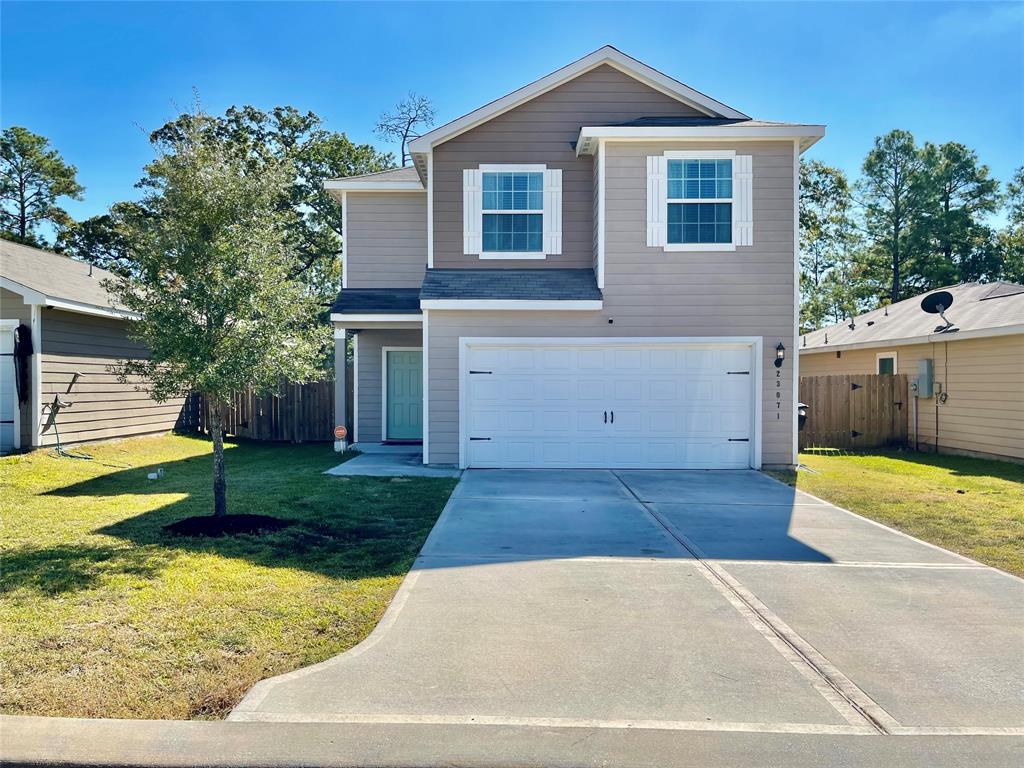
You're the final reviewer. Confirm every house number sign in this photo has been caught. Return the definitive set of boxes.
[776,368,783,420]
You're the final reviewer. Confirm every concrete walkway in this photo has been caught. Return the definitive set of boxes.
[325,443,461,478]
[232,469,1024,751]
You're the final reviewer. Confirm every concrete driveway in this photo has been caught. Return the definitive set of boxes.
[231,469,1024,749]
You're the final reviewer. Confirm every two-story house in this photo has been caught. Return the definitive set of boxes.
[327,46,823,470]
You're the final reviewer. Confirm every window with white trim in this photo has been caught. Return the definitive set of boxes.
[646,151,753,251]
[667,159,733,244]
[482,171,543,252]
[463,165,561,258]
[876,352,896,375]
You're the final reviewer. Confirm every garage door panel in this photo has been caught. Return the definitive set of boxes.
[464,342,755,469]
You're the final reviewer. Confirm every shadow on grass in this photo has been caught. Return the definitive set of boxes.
[4,438,457,597]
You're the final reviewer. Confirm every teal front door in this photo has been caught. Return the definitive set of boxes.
[385,349,423,440]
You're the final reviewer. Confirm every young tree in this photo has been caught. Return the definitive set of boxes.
[856,130,932,303]
[914,142,1001,287]
[103,115,329,518]
[0,126,84,246]
[375,92,435,167]
[146,105,394,301]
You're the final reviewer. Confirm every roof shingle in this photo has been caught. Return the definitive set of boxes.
[420,268,602,301]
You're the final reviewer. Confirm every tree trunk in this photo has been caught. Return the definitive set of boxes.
[209,399,228,517]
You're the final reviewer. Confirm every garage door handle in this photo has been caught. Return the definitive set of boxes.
[469,370,493,375]
[610,410,614,424]
[726,371,750,375]
[470,437,491,441]
[604,411,607,423]
[728,438,750,442]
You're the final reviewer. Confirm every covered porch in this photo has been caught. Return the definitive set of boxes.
[331,288,423,455]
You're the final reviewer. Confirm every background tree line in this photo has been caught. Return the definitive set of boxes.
[800,129,1022,331]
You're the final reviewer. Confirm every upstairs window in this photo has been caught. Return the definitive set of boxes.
[646,151,752,251]
[482,172,544,252]
[464,165,561,258]
[667,159,733,245]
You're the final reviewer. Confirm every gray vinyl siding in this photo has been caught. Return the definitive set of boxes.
[426,140,798,467]
[432,64,704,270]
[355,328,422,443]
[345,192,427,289]
[1,287,33,443]
[39,310,185,446]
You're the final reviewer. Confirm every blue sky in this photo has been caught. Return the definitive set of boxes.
[2,1,1022,227]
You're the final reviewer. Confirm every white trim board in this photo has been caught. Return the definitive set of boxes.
[352,333,360,444]
[420,300,602,311]
[875,350,898,374]
[330,313,423,324]
[576,126,826,155]
[456,336,763,471]
[381,346,424,442]
[0,276,138,320]
[324,180,424,192]
[422,309,430,464]
[409,46,747,154]
[340,191,348,289]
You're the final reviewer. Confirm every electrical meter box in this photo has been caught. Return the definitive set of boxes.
[917,358,934,398]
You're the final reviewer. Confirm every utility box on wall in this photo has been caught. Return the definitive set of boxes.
[916,358,934,398]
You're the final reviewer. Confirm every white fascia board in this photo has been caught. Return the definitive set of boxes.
[409,46,747,153]
[420,299,603,311]
[576,125,827,155]
[799,323,1024,355]
[324,180,425,192]
[330,313,423,324]
[1,276,138,320]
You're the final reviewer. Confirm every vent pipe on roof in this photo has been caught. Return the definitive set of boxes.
[88,264,93,277]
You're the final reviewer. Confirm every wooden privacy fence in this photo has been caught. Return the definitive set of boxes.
[799,374,908,450]
[181,380,335,443]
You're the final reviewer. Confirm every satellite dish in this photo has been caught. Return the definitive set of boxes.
[920,290,956,332]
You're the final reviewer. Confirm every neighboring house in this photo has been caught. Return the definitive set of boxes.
[327,46,824,470]
[0,240,185,453]
[800,283,1024,463]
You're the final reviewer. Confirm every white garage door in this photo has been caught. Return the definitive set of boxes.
[463,341,757,469]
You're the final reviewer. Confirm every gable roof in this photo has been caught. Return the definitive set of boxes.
[801,282,1024,353]
[0,239,135,319]
[408,46,749,155]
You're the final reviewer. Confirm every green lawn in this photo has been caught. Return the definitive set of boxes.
[0,434,457,720]
[767,450,1024,577]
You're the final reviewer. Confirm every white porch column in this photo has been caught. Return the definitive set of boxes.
[333,327,348,451]
[30,304,42,448]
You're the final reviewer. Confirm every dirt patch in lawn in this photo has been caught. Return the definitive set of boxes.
[165,514,293,537]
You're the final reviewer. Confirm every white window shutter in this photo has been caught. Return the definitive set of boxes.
[543,168,562,255]
[646,155,667,247]
[463,168,482,255]
[733,155,753,246]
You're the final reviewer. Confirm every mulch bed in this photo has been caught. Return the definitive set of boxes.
[164,514,293,537]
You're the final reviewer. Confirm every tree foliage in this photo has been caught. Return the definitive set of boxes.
[0,126,83,246]
[103,114,330,516]
[65,105,394,300]
[801,134,1019,331]
[375,92,435,167]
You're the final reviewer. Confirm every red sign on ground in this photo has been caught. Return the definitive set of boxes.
[334,425,347,440]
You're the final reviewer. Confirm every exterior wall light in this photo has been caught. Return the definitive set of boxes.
[775,342,786,368]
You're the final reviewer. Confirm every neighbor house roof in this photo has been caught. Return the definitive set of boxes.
[801,282,1024,353]
[324,166,424,195]
[0,239,135,319]
[330,288,422,315]
[408,46,750,158]
[420,268,602,302]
